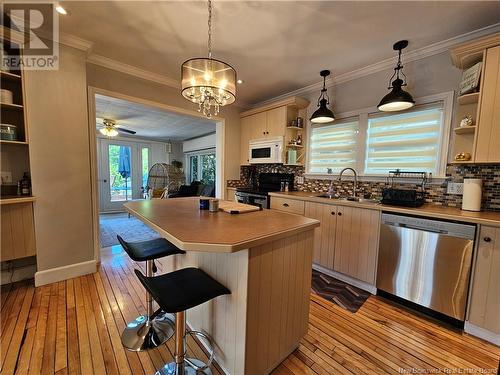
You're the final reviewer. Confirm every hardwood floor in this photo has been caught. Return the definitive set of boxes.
[1,248,499,375]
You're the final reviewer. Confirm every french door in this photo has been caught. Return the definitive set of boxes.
[98,139,151,212]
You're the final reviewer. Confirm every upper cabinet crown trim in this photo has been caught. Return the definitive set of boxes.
[450,32,500,69]
[241,96,309,118]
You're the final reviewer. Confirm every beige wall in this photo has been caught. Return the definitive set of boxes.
[86,65,242,182]
[24,45,94,272]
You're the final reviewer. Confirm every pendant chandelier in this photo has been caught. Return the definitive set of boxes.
[378,40,415,112]
[310,70,335,124]
[181,0,237,118]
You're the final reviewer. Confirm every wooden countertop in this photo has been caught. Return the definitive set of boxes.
[269,191,500,227]
[124,197,320,253]
[0,196,36,205]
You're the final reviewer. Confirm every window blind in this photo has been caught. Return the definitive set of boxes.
[364,104,444,175]
[309,119,359,173]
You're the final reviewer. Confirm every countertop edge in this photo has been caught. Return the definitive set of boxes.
[124,202,320,253]
[269,192,500,227]
[0,196,36,205]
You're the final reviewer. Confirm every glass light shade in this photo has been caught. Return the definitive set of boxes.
[378,79,415,112]
[100,127,118,137]
[310,98,335,124]
[181,57,236,117]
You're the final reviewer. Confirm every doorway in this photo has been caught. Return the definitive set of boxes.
[88,87,223,257]
[98,139,151,212]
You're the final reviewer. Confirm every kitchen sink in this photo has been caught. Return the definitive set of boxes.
[313,194,380,204]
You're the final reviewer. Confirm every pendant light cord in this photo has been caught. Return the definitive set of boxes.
[207,0,213,59]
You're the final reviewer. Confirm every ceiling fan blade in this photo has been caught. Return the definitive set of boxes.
[116,127,136,135]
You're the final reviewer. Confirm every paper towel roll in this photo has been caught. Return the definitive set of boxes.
[462,179,482,212]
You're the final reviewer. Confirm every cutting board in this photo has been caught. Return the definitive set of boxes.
[219,200,261,214]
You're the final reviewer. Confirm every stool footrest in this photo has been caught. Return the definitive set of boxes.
[185,330,215,371]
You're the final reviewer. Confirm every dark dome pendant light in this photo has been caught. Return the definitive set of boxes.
[310,70,335,124]
[378,40,415,112]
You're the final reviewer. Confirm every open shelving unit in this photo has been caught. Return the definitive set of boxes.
[1,37,33,203]
[450,50,485,164]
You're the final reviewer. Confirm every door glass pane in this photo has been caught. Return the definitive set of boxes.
[108,144,132,202]
[141,147,149,189]
[200,153,216,184]
[190,155,198,182]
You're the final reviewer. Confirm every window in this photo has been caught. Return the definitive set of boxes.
[307,93,451,178]
[309,119,359,173]
[365,104,444,175]
[187,149,216,184]
[141,147,149,188]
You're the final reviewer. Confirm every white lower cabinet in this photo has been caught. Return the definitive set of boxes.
[467,225,500,341]
[304,201,380,284]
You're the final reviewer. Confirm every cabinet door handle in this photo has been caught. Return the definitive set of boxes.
[263,131,266,135]
[337,212,342,216]
[283,203,289,207]
[331,211,335,215]
[484,237,492,242]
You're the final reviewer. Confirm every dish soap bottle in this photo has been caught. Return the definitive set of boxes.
[20,172,31,196]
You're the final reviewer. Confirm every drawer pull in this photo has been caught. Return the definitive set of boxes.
[484,237,492,243]
[283,203,289,207]
[337,212,342,216]
[331,211,335,215]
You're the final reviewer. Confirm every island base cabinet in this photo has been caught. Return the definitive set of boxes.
[156,229,314,375]
[1,202,36,261]
[468,225,500,336]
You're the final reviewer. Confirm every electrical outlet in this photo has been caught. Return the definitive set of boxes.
[447,182,464,195]
[297,176,304,184]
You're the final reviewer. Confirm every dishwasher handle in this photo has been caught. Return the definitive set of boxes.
[383,221,449,235]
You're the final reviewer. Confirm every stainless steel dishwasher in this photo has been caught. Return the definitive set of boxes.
[377,213,476,321]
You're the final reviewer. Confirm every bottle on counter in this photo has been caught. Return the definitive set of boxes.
[20,172,31,196]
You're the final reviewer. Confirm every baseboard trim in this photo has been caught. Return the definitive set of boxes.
[312,264,377,295]
[464,321,500,346]
[35,260,97,286]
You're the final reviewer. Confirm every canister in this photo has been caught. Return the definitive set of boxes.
[199,198,210,210]
[209,199,219,212]
[462,179,482,212]
[1,89,13,104]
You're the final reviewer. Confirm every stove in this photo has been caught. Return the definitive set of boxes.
[235,173,294,209]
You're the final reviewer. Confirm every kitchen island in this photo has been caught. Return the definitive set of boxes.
[124,198,320,375]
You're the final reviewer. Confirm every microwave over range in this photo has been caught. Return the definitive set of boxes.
[248,137,283,164]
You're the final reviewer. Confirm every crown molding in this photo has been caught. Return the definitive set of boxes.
[87,54,181,88]
[59,33,94,53]
[253,23,500,108]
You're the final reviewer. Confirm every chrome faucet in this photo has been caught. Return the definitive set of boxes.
[339,167,358,198]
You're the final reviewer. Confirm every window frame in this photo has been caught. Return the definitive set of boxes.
[185,148,216,183]
[305,91,454,180]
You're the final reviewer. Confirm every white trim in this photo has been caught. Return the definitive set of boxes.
[87,54,180,88]
[34,260,97,287]
[59,32,94,53]
[464,321,500,346]
[312,263,377,295]
[253,24,500,107]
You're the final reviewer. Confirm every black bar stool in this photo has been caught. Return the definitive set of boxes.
[117,235,186,351]
[135,267,231,375]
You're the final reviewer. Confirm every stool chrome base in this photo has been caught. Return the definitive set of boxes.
[121,312,175,351]
[155,359,212,375]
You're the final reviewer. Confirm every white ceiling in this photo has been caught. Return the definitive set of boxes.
[61,1,500,105]
[95,94,216,141]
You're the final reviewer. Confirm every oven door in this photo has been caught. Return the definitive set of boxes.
[234,192,248,204]
[247,195,268,209]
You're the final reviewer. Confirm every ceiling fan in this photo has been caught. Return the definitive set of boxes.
[97,118,136,137]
